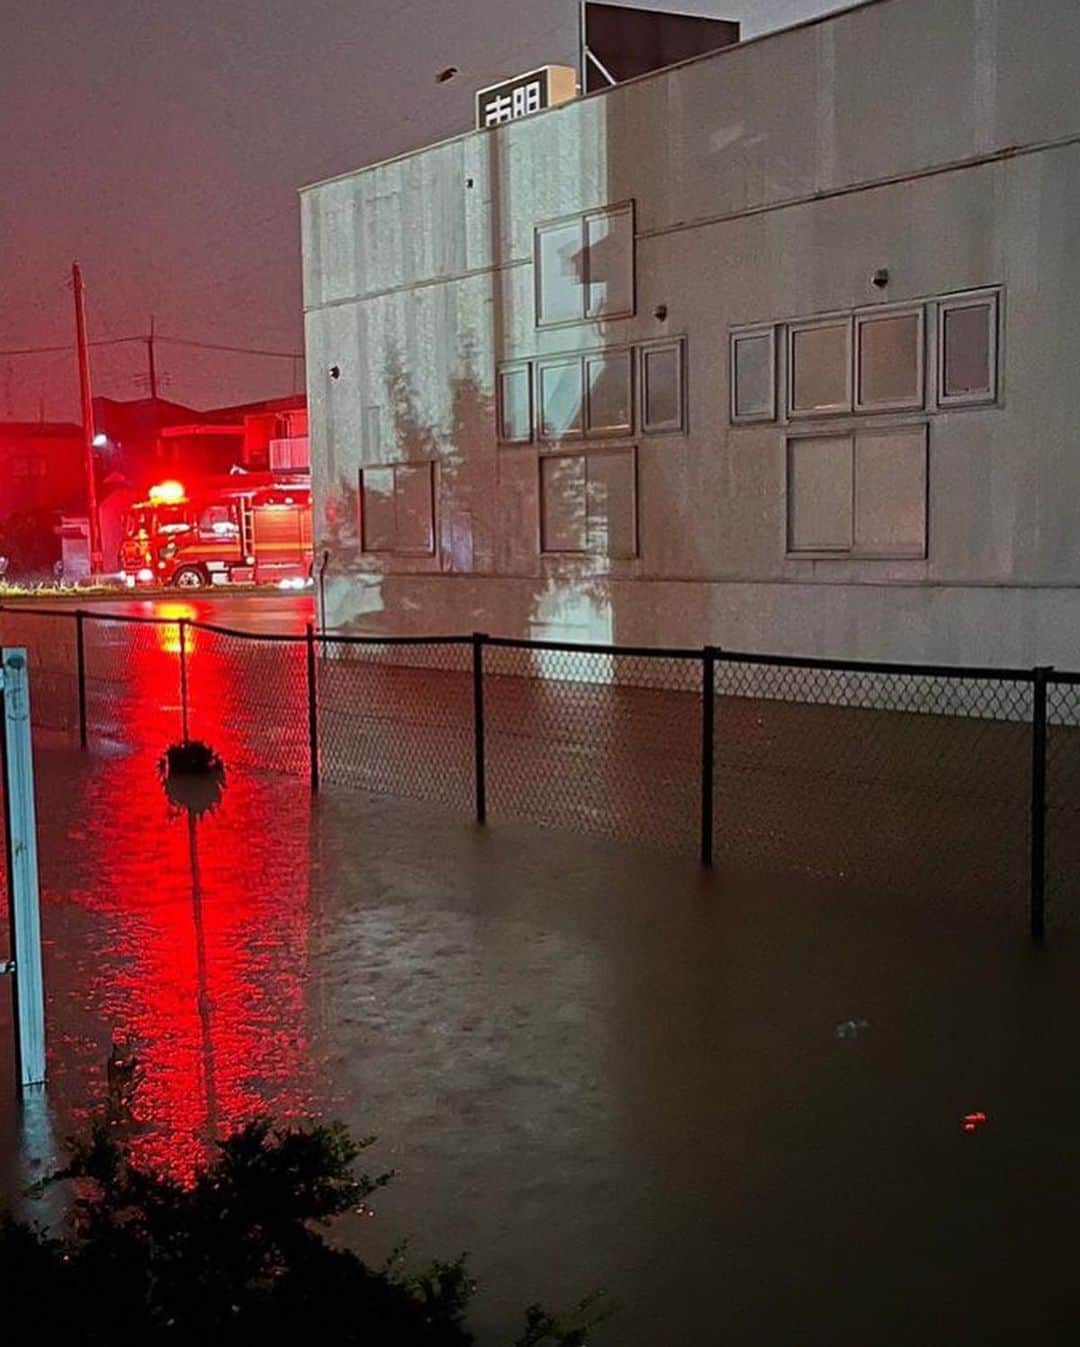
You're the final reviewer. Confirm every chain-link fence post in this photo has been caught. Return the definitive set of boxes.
[2,648,46,1087]
[179,618,190,744]
[701,645,716,867]
[306,622,319,794]
[75,609,88,749]
[1031,665,1052,941]
[472,632,487,824]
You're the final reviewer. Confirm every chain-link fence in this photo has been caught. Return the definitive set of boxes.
[1047,674,1080,929]
[0,609,79,733]
[318,637,473,810]
[711,655,1034,918]
[186,624,310,777]
[1,604,1078,937]
[484,638,702,851]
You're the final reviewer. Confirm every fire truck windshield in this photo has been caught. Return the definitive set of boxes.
[125,505,191,536]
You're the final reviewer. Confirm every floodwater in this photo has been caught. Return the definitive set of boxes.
[3,589,315,635]
[3,731,1080,1344]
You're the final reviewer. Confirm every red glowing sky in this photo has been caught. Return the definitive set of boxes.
[0,0,843,422]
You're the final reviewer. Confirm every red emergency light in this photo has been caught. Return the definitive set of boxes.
[148,480,187,506]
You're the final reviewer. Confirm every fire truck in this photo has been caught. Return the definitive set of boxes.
[119,474,313,588]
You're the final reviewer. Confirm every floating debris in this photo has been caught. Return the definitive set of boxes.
[834,1018,870,1039]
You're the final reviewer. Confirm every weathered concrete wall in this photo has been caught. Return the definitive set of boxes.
[302,0,1080,667]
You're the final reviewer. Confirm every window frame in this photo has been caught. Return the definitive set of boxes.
[638,337,687,435]
[496,361,533,444]
[730,324,777,424]
[853,304,925,414]
[785,424,928,561]
[359,460,437,557]
[536,354,586,442]
[786,315,854,419]
[785,433,853,556]
[935,289,999,408]
[584,347,634,437]
[533,201,636,330]
[538,444,638,559]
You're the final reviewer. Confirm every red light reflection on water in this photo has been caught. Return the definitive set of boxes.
[64,626,317,1181]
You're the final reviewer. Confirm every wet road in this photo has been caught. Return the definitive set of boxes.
[3,737,1080,1344]
[3,589,315,634]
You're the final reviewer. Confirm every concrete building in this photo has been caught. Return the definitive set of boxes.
[301,0,1080,667]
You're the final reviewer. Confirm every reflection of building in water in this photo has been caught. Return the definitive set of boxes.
[302,0,1080,668]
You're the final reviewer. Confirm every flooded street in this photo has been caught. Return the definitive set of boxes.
[3,729,1080,1344]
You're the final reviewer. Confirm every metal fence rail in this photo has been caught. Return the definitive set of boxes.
[1,604,1078,937]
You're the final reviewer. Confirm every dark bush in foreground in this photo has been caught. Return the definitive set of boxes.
[1,1117,608,1346]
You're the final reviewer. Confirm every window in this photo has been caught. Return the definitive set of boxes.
[639,339,685,433]
[788,318,852,416]
[585,350,632,435]
[537,357,584,440]
[533,348,634,440]
[787,425,927,558]
[787,435,852,552]
[360,461,435,555]
[540,447,637,558]
[584,207,633,318]
[534,203,634,326]
[12,456,46,479]
[735,287,1000,425]
[197,504,239,540]
[855,308,923,411]
[730,327,776,422]
[497,364,532,443]
[938,292,998,406]
[536,220,582,325]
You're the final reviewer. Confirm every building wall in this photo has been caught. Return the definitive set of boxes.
[301,0,1080,667]
[0,424,84,520]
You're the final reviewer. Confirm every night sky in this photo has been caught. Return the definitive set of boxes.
[1,0,845,421]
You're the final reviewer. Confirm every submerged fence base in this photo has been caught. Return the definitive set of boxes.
[1,603,1079,940]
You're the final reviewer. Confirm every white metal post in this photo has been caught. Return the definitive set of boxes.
[3,648,46,1087]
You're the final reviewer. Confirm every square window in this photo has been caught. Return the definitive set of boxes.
[585,350,632,435]
[540,454,587,552]
[536,219,584,325]
[731,328,776,422]
[585,206,633,319]
[498,365,532,443]
[535,203,635,327]
[787,426,928,558]
[586,447,637,558]
[394,462,436,555]
[640,340,684,433]
[539,448,637,557]
[853,426,927,557]
[787,435,852,552]
[938,293,997,405]
[789,319,852,416]
[360,466,396,551]
[538,357,585,440]
[360,462,435,555]
[855,309,924,410]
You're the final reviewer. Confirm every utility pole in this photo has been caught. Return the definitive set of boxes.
[72,262,104,575]
[146,314,158,400]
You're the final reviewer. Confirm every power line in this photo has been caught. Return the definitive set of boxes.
[156,335,304,360]
[0,333,303,360]
[0,336,143,357]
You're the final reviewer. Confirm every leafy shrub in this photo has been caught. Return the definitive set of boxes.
[1,1113,610,1346]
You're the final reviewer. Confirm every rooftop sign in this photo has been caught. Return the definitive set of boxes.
[475,65,577,129]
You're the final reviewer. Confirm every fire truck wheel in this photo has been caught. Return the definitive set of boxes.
[173,565,209,589]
